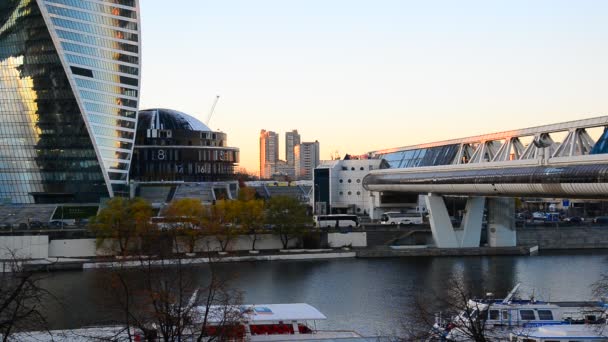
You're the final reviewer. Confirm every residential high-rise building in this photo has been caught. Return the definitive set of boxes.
[294,141,320,180]
[0,0,142,203]
[259,130,279,179]
[285,130,300,166]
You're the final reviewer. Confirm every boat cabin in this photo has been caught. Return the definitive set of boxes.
[478,301,606,328]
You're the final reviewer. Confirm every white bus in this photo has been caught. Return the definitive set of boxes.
[313,214,359,228]
[380,212,424,225]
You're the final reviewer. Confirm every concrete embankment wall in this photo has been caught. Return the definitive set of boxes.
[7,226,608,260]
[517,227,608,249]
[0,232,369,259]
[327,232,366,248]
[0,236,48,259]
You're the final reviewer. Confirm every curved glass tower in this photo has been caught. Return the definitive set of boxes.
[0,0,141,203]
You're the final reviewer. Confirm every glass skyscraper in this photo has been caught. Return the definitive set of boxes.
[0,0,141,203]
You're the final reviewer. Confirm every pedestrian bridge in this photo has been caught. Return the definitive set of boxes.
[363,116,608,248]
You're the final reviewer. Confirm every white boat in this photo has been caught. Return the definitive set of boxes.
[8,303,364,341]
[431,284,608,341]
[510,324,608,341]
[196,303,363,341]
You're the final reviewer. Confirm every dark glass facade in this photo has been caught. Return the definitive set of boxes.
[130,109,239,182]
[313,168,330,215]
[0,0,140,203]
[0,0,108,203]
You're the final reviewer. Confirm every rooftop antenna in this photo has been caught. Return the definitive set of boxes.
[205,95,220,125]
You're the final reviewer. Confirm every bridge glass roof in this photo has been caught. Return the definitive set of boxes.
[376,144,460,169]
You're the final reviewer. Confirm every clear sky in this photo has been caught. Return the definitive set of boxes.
[138,0,608,174]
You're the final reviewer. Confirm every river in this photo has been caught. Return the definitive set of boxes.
[37,250,608,337]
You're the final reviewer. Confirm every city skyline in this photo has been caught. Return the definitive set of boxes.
[138,0,608,174]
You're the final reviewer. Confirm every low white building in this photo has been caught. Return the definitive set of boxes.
[313,159,426,220]
[312,159,381,217]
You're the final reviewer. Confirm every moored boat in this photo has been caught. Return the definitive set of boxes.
[431,284,607,341]
[196,303,362,341]
[8,303,364,341]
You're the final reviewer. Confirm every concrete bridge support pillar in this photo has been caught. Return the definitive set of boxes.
[487,197,516,247]
[425,194,459,248]
[425,194,486,248]
[460,197,486,247]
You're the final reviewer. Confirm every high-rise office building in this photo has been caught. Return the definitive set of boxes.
[0,0,141,203]
[259,130,279,179]
[285,130,300,166]
[294,141,320,180]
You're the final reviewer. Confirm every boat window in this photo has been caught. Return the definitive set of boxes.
[502,310,510,320]
[520,310,536,320]
[522,339,536,342]
[489,310,500,320]
[537,309,553,320]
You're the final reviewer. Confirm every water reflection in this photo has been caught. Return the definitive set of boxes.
[37,252,608,336]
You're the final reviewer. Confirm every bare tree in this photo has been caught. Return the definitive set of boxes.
[402,277,492,342]
[593,273,608,301]
[99,241,243,342]
[0,250,52,341]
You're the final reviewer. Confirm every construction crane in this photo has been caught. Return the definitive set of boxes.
[205,95,220,125]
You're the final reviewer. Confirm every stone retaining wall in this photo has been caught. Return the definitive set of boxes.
[517,227,608,249]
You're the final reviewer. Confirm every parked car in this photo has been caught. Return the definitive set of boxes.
[564,216,582,224]
[532,212,546,220]
[29,220,43,228]
[594,216,608,224]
